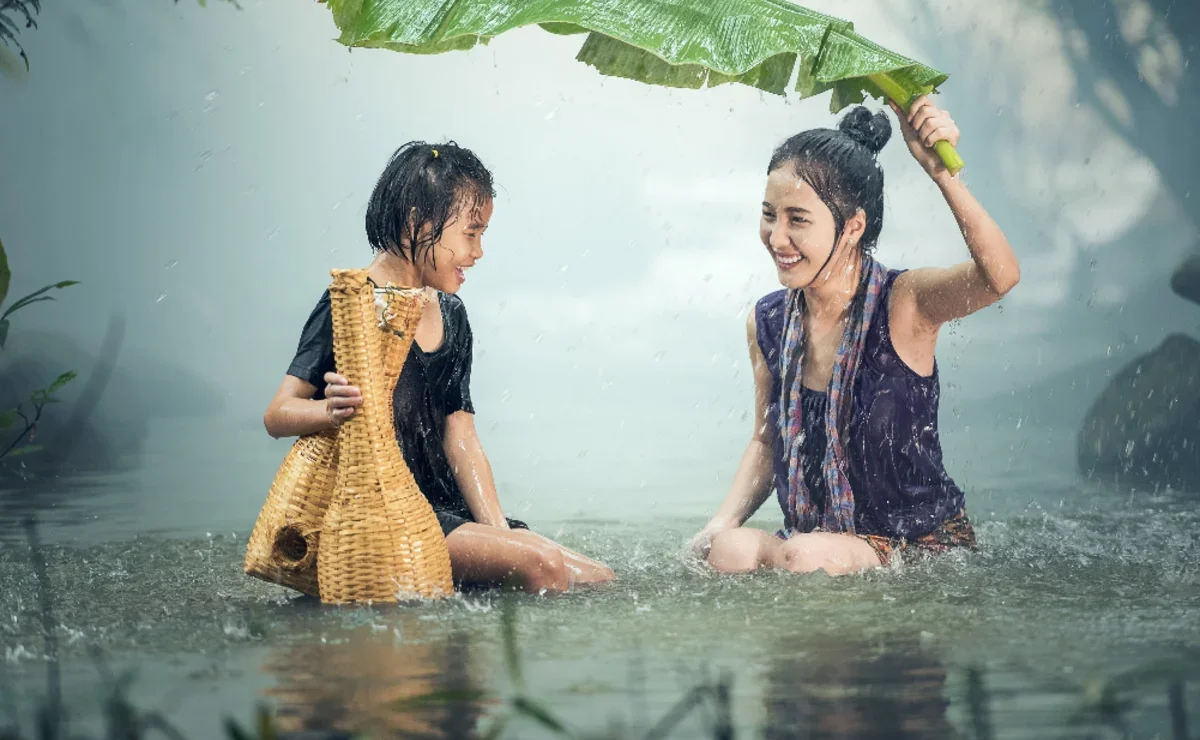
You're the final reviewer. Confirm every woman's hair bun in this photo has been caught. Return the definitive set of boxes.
[838,105,892,155]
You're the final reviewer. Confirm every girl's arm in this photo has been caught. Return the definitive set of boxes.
[263,372,361,439]
[443,411,510,528]
[689,309,776,556]
[889,98,1020,329]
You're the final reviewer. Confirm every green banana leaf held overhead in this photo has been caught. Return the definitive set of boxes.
[319,0,964,174]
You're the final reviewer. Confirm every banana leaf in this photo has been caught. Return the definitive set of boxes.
[319,0,964,173]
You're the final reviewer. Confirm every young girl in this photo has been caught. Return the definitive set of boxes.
[690,98,1019,575]
[264,141,615,593]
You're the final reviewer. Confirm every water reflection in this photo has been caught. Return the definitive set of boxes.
[761,636,958,740]
[260,619,486,738]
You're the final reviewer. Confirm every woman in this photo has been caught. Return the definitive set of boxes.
[264,141,615,593]
[689,98,1018,575]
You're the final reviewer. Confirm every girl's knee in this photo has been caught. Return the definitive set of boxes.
[520,543,571,593]
[587,561,617,583]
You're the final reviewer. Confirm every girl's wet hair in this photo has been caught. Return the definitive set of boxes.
[767,105,891,254]
[365,140,496,261]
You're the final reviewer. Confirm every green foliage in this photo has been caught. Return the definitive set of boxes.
[0,0,40,71]
[2,0,236,72]
[320,0,962,171]
[0,238,78,353]
[0,237,10,306]
[0,237,78,466]
[321,0,947,102]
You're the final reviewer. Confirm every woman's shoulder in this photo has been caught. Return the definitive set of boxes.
[755,289,787,315]
[754,289,787,333]
[752,289,787,358]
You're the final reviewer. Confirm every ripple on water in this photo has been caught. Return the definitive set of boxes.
[0,486,1197,738]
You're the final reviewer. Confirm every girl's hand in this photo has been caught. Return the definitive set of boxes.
[323,371,362,427]
[889,97,960,181]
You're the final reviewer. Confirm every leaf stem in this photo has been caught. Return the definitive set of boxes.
[868,71,965,175]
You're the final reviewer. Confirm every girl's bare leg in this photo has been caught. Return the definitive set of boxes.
[445,524,613,593]
[525,533,615,584]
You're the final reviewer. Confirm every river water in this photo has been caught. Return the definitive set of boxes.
[0,419,1197,739]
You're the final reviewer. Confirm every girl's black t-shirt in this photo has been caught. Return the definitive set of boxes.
[286,289,478,521]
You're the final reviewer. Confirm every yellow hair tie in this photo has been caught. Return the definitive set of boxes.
[432,149,439,158]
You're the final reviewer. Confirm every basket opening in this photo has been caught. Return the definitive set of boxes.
[274,526,308,563]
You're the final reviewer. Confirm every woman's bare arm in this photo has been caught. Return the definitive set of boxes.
[689,309,776,556]
[889,97,1020,332]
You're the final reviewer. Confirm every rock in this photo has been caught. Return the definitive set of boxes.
[1077,333,1200,491]
[1171,253,1200,306]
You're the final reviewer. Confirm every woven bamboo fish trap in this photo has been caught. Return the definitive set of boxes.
[243,269,454,602]
[243,429,338,597]
[317,269,454,603]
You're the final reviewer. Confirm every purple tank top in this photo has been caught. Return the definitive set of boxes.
[754,269,966,540]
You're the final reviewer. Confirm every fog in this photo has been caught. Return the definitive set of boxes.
[2,0,1196,538]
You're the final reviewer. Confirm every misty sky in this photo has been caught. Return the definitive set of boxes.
[1,0,1196,537]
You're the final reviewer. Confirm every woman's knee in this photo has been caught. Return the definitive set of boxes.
[707,528,770,573]
[779,543,824,574]
[778,535,878,576]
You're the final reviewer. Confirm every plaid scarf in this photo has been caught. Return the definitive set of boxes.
[780,258,888,535]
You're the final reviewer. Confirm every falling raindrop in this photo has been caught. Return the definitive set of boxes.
[156,292,168,303]
[164,259,178,270]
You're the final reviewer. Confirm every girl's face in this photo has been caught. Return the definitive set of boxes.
[414,197,493,294]
[760,167,857,291]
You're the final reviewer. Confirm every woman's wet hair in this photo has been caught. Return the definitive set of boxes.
[767,105,891,254]
[770,106,892,438]
[365,140,495,262]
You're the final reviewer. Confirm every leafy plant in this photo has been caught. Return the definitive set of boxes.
[1,0,237,72]
[0,0,39,70]
[0,238,78,466]
[319,0,963,172]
